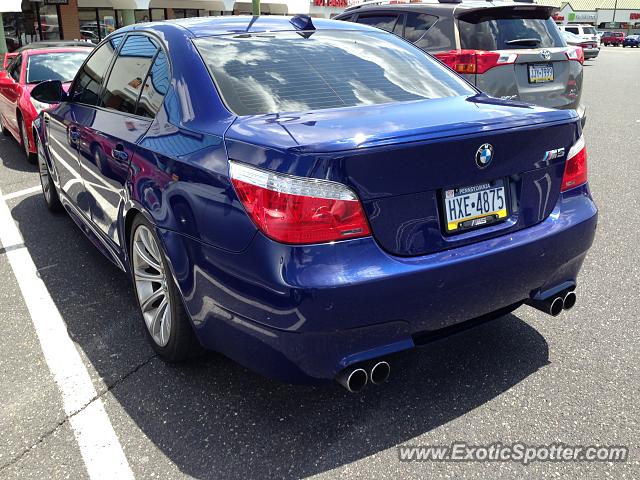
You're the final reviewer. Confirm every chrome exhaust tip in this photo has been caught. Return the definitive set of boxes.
[526,295,564,317]
[370,361,390,385]
[549,296,564,316]
[563,290,577,311]
[336,368,368,393]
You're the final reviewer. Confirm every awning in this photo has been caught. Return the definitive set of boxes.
[0,0,22,14]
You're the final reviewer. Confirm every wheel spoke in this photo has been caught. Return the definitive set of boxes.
[134,268,163,282]
[159,302,171,345]
[149,297,168,339]
[140,287,165,313]
[134,241,162,271]
[140,228,161,264]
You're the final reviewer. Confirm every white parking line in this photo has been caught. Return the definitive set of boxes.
[0,187,134,480]
[1,185,42,201]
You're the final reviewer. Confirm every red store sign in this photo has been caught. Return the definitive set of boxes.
[630,12,640,20]
[314,0,349,7]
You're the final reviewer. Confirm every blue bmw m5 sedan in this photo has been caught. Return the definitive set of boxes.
[31,15,597,391]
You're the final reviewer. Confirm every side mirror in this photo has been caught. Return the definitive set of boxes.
[31,80,67,104]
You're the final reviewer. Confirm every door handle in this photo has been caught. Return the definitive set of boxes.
[111,145,129,161]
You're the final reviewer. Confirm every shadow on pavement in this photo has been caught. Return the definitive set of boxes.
[10,193,550,480]
[0,135,37,174]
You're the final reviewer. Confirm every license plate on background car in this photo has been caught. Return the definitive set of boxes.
[528,63,554,83]
[443,180,508,233]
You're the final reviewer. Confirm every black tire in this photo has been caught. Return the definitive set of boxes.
[36,135,63,213]
[0,115,9,136]
[129,214,201,362]
[19,117,37,164]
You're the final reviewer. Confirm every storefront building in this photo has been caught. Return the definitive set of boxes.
[543,0,640,31]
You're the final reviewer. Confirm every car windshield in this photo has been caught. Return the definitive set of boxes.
[458,10,564,50]
[194,30,476,116]
[583,27,597,35]
[26,51,90,84]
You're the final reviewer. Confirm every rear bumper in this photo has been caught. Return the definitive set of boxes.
[583,48,600,59]
[159,185,597,384]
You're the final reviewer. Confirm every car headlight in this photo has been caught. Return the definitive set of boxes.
[30,97,52,114]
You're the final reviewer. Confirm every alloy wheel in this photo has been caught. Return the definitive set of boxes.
[37,138,52,203]
[132,225,172,347]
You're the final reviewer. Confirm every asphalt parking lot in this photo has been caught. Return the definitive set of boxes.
[0,46,639,479]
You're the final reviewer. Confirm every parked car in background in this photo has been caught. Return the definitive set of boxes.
[562,30,599,59]
[13,40,96,52]
[601,31,625,46]
[334,0,587,125]
[31,16,596,390]
[558,24,599,46]
[0,47,93,162]
[622,35,640,47]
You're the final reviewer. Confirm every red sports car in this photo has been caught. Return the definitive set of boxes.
[0,47,92,163]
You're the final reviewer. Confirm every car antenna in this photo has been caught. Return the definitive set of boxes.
[290,14,316,38]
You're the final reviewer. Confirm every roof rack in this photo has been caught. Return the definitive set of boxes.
[344,0,452,12]
[344,0,536,11]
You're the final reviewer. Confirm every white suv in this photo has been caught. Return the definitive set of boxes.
[558,24,600,46]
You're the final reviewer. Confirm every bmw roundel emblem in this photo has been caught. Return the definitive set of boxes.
[475,143,493,168]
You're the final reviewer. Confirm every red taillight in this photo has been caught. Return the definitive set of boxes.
[565,46,584,64]
[230,161,371,244]
[561,135,588,192]
[434,50,517,74]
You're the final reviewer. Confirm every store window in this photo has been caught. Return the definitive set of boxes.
[38,5,61,40]
[150,9,166,21]
[135,10,151,23]
[2,3,62,52]
[79,8,116,42]
[173,9,199,19]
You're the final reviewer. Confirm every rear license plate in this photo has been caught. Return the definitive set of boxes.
[528,63,554,83]
[443,180,508,233]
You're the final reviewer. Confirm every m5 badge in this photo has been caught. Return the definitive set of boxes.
[543,148,566,162]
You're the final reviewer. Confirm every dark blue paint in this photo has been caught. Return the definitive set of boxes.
[36,16,597,384]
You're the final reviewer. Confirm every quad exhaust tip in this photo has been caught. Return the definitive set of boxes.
[563,290,577,311]
[370,361,391,385]
[337,368,368,393]
[526,289,577,317]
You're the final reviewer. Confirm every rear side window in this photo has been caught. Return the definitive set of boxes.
[194,30,475,116]
[136,50,169,118]
[458,9,564,50]
[403,13,438,43]
[565,27,579,34]
[100,35,158,114]
[355,14,400,33]
[70,36,121,106]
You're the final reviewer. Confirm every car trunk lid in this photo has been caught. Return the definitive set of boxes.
[226,95,581,256]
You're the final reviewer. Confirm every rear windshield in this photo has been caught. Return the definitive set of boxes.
[27,51,91,84]
[194,30,475,116]
[583,26,597,35]
[458,8,564,50]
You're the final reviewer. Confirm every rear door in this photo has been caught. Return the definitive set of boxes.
[75,34,157,249]
[456,6,578,110]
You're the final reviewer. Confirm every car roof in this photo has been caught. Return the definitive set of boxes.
[14,41,95,52]
[22,46,94,56]
[122,15,375,38]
